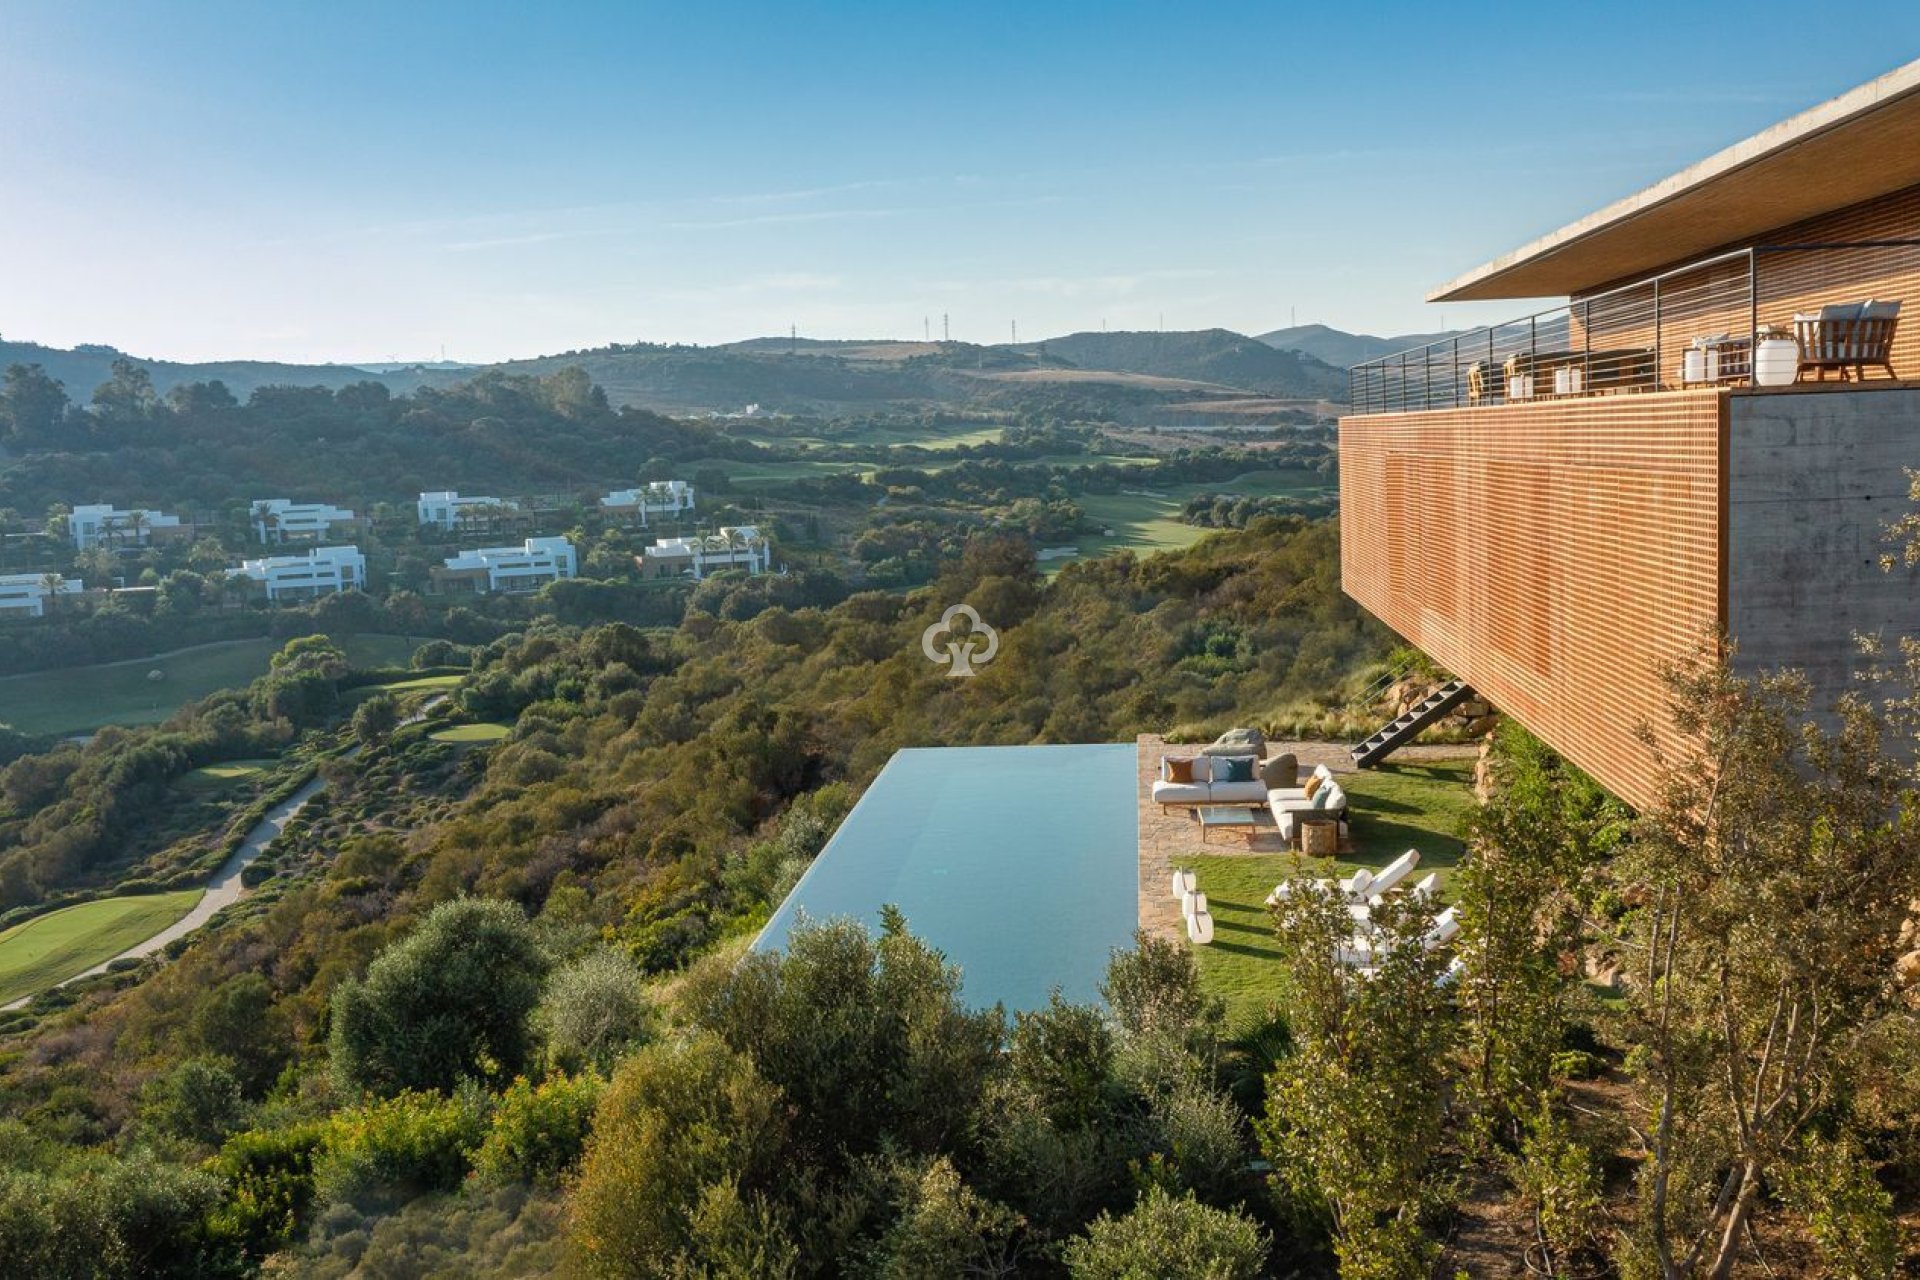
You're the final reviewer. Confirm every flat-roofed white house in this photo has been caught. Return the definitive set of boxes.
[642,526,771,580]
[69,503,188,550]
[430,536,577,595]
[416,491,518,530]
[251,499,359,544]
[601,480,695,526]
[228,545,366,603]
[0,573,84,619]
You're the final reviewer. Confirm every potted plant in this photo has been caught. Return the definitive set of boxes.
[1753,323,1798,386]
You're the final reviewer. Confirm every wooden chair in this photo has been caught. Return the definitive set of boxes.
[1794,302,1900,381]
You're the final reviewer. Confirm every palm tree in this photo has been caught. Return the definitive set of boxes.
[37,571,65,616]
[252,501,280,545]
[123,508,149,547]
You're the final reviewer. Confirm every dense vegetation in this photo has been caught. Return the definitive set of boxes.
[3,494,1920,1274]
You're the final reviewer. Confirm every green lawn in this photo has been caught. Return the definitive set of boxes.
[176,759,275,791]
[341,672,463,707]
[0,890,201,1005]
[429,721,511,744]
[1185,758,1478,1026]
[1052,470,1337,574]
[0,633,417,737]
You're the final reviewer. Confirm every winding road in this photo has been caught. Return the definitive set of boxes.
[1,696,450,1012]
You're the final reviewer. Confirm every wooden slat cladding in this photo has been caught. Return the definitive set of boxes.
[1340,390,1726,810]
[1573,181,1920,382]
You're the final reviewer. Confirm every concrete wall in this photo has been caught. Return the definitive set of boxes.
[1728,385,1920,707]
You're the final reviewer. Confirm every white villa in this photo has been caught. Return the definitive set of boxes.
[69,503,188,550]
[251,498,358,544]
[642,526,771,580]
[228,545,366,603]
[431,536,576,595]
[601,480,695,526]
[417,491,517,530]
[0,573,84,619]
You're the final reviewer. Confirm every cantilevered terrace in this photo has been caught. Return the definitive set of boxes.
[1341,59,1920,809]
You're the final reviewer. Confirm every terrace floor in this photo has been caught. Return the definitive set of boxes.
[1139,734,1482,1025]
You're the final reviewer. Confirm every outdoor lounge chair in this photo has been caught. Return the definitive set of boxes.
[1794,301,1900,381]
[1265,865,1372,909]
[1362,849,1420,898]
[1424,907,1460,949]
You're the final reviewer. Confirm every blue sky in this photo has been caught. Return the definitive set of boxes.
[3,2,1916,363]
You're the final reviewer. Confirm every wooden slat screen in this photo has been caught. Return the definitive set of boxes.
[1340,390,1727,810]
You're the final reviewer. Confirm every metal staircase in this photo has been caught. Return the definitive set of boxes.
[1350,679,1475,769]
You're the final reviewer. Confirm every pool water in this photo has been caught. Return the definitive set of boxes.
[756,744,1140,1012]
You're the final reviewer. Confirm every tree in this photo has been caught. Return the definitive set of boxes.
[329,897,549,1096]
[350,692,400,746]
[1455,722,1627,1142]
[1062,1186,1268,1280]
[0,363,68,443]
[1257,877,1458,1277]
[537,947,654,1074]
[36,572,66,616]
[1607,654,1919,1280]
[91,357,159,422]
[568,1033,793,1279]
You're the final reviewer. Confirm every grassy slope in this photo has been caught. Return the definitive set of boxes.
[0,633,416,737]
[1186,758,1478,1026]
[0,891,202,1005]
[176,759,274,791]
[1054,470,1333,571]
[430,722,511,743]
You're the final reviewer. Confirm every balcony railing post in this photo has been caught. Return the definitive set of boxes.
[1452,336,1460,409]
[1653,276,1662,391]
[1747,248,1758,350]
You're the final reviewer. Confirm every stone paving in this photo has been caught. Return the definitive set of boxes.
[1135,733,1476,940]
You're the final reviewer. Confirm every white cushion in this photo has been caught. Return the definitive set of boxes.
[1208,781,1266,804]
[1152,781,1210,805]
[1188,756,1213,784]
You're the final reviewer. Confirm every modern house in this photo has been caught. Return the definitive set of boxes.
[228,545,366,603]
[1340,59,1920,810]
[250,498,359,544]
[69,503,188,550]
[430,536,577,595]
[416,491,518,530]
[601,480,695,526]
[642,526,771,580]
[0,573,84,619]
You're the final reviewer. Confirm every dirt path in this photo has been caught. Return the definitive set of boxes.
[2,695,449,1012]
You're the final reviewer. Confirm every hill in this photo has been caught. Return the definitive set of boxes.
[1010,328,1347,400]
[0,326,1350,422]
[0,340,439,402]
[1256,323,1467,368]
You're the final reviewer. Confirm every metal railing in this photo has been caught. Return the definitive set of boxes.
[1350,249,1758,414]
[1351,240,1920,414]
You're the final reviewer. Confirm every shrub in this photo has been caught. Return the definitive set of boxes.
[471,1073,604,1188]
[1062,1185,1268,1280]
[568,1034,790,1279]
[329,897,549,1096]
[314,1089,488,1209]
[536,948,653,1075]
[203,1122,328,1263]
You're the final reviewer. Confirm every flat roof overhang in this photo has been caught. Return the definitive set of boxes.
[1431,59,1920,303]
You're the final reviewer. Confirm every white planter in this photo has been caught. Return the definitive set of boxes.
[1754,338,1798,386]
[1506,374,1534,401]
[1683,349,1706,384]
[1553,367,1585,396]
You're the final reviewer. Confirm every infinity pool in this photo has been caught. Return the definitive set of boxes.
[756,744,1139,1011]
